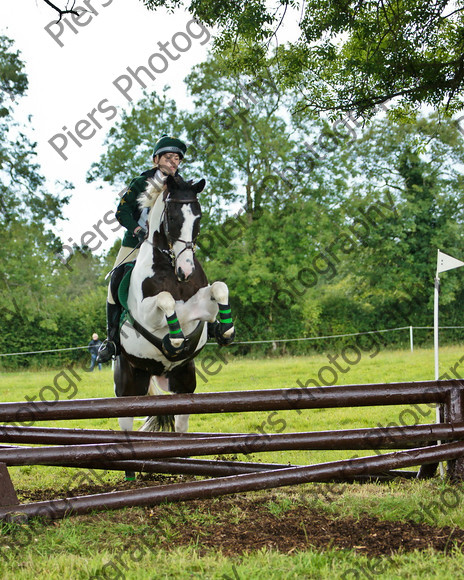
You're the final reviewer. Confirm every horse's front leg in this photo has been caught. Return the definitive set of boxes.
[146,291,186,356]
[209,281,235,346]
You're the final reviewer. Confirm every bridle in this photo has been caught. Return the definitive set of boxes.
[159,194,201,266]
[122,189,206,361]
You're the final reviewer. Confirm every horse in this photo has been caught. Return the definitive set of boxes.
[113,174,234,470]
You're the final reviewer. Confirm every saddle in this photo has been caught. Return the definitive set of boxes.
[110,260,136,315]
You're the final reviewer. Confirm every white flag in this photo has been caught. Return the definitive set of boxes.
[437,250,464,274]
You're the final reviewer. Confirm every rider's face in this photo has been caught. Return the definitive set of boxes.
[156,152,182,175]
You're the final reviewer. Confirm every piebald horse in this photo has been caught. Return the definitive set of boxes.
[114,174,234,443]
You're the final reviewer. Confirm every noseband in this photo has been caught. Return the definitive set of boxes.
[160,195,200,265]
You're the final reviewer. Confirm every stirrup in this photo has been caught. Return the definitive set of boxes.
[96,340,118,363]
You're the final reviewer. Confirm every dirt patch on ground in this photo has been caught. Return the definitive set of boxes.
[15,476,464,559]
[144,498,464,558]
[179,503,463,558]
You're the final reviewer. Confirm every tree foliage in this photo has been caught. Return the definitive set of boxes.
[329,115,464,329]
[0,35,106,367]
[0,35,71,313]
[0,36,70,229]
[141,0,464,118]
[87,51,464,355]
[88,55,332,223]
[4,29,464,365]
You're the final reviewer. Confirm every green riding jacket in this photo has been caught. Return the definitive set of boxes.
[116,168,157,249]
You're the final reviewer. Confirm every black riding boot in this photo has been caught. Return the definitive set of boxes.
[96,302,122,363]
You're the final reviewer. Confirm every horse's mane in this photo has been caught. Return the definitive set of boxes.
[138,180,163,211]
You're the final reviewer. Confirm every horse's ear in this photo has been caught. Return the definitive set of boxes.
[193,179,206,194]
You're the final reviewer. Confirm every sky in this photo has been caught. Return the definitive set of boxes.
[1,0,215,254]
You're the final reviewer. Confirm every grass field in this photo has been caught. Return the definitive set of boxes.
[1,345,464,579]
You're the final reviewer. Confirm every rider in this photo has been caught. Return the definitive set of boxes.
[96,135,187,363]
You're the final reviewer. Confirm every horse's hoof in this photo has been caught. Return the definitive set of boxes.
[215,323,235,346]
[207,321,218,339]
[162,334,186,358]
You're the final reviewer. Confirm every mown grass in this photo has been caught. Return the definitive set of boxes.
[1,345,464,579]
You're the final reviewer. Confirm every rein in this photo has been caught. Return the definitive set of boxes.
[104,242,142,281]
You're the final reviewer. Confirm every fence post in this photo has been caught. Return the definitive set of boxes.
[445,384,464,481]
[409,326,414,352]
[0,462,18,507]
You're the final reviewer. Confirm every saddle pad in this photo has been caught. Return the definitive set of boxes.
[117,261,135,313]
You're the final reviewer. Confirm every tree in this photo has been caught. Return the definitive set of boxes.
[0,35,70,297]
[0,35,70,231]
[319,114,464,336]
[87,92,182,189]
[0,35,80,363]
[181,55,302,220]
[86,54,349,350]
[141,0,464,118]
[39,0,79,19]
[88,54,335,224]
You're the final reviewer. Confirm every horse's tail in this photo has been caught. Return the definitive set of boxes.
[138,377,176,432]
[139,414,175,432]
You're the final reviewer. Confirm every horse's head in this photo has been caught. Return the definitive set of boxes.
[162,175,205,281]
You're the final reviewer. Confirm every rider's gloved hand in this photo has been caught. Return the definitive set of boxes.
[135,227,147,244]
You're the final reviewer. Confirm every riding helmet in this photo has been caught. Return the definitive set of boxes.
[153,135,187,159]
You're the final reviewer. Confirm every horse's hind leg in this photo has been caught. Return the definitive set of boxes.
[210,281,235,346]
[114,355,151,480]
[114,356,133,432]
[140,365,195,432]
[167,360,197,433]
